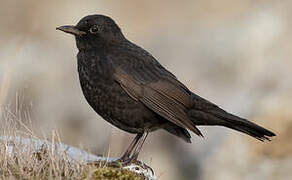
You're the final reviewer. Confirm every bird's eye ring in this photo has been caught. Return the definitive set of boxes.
[89,25,99,34]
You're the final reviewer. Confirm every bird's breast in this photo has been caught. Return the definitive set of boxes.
[76,51,144,126]
[76,50,166,133]
[77,50,116,104]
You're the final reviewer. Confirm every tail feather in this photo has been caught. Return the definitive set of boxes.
[210,108,275,140]
[189,108,276,141]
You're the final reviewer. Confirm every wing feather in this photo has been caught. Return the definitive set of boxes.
[114,67,202,136]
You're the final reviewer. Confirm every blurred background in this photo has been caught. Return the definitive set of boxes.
[0,0,291,179]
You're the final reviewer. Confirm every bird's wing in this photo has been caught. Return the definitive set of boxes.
[111,51,202,136]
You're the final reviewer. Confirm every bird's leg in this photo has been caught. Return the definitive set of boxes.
[127,131,149,163]
[119,133,143,162]
[109,132,151,171]
[113,132,148,167]
[128,131,154,173]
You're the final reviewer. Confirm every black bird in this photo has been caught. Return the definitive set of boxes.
[57,14,275,163]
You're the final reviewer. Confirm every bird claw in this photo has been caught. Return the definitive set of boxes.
[114,156,136,167]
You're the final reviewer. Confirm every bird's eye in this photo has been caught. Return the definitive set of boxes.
[89,25,99,34]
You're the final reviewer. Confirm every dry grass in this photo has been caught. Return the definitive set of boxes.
[0,97,144,180]
[0,142,83,179]
[0,142,143,179]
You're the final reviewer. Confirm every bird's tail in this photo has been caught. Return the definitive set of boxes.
[189,107,276,141]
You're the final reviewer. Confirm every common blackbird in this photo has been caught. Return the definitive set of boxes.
[57,14,275,163]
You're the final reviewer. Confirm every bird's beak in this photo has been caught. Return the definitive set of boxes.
[56,25,86,36]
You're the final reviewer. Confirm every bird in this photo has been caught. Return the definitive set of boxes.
[56,14,276,164]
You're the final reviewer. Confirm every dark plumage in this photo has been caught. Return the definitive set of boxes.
[57,14,275,163]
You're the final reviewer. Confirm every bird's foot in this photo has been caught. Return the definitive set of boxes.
[114,156,135,166]
[87,158,154,176]
[87,157,133,168]
[128,160,154,175]
[114,157,154,175]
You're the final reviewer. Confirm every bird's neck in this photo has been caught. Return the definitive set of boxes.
[76,34,125,51]
[76,38,102,51]
[77,48,114,81]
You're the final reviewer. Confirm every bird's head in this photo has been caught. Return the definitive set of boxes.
[57,14,124,50]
